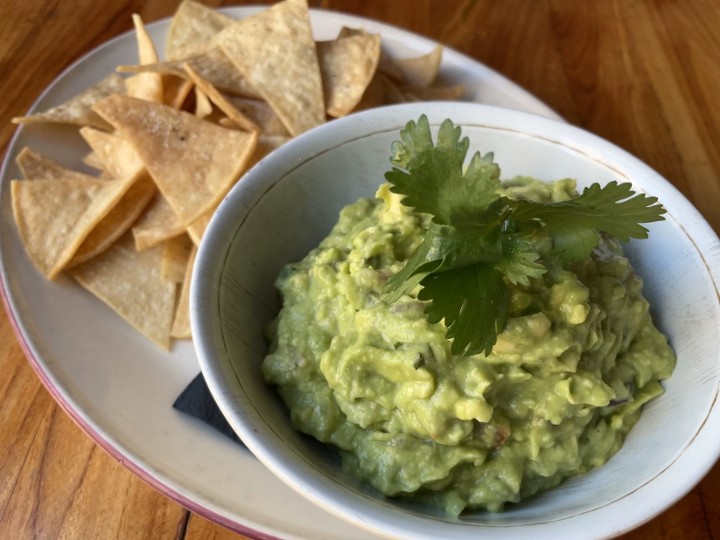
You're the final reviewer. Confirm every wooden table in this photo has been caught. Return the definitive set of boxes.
[1,1,719,538]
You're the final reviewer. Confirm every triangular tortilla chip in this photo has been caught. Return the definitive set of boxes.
[79,127,144,178]
[82,151,107,173]
[166,0,234,60]
[184,134,289,245]
[249,134,291,169]
[392,45,443,87]
[11,176,134,278]
[126,14,164,103]
[12,73,126,130]
[354,72,406,111]
[71,127,156,264]
[376,53,405,82]
[68,174,156,267]
[163,75,195,109]
[118,49,261,99]
[317,33,381,117]
[222,96,289,136]
[216,0,325,136]
[338,26,404,81]
[186,203,216,245]
[338,26,403,81]
[162,233,194,283]
[194,86,214,119]
[132,193,186,250]
[69,233,177,349]
[93,94,258,225]
[16,147,97,181]
[182,63,259,132]
[171,244,197,339]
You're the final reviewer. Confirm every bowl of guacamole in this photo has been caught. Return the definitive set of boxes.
[191,102,720,540]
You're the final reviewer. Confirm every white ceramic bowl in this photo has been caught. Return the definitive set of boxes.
[191,102,720,540]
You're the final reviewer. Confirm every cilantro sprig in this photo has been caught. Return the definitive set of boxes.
[382,115,666,357]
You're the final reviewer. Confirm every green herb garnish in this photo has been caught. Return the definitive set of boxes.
[382,115,666,357]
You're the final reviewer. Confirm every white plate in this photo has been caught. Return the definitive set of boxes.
[0,7,562,539]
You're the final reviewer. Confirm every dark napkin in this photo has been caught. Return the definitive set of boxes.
[173,373,245,447]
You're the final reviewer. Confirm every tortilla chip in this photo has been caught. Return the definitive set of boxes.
[69,232,177,349]
[119,48,261,99]
[79,127,144,178]
[338,26,404,82]
[354,72,406,111]
[78,124,180,257]
[162,233,194,283]
[68,174,156,267]
[185,204,215,245]
[74,127,156,264]
[170,244,197,339]
[186,216,209,245]
[337,27,363,39]
[182,63,259,132]
[161,75,193,109]
[131,13,159,65]
[377,54,406,82]
[222,96,289,136]
[126,14,164,103]
[194,86,214,119]
[93,94,258,225]
[317,33,381,117]
[392,45,443,87]
[217,0,325,137]
[82,152,106,173]
[12,73,126,130]
[16,147,97,181]
[166,0,234,59]
[132,193,186,250]
[185,133,289,245]
[11,176,134,278]
[251,135,291,168]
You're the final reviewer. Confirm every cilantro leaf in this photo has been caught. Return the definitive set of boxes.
[510,181,667,260]
[497,234,547,286]
[418,263,510,357]
[382,204,508,304]
[383,234,441,303]
[385,116,500,227]
[381,116,666,359]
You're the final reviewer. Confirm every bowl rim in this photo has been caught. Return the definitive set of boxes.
[191,102,720,540]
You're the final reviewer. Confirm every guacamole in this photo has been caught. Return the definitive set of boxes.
[262,177,675,515]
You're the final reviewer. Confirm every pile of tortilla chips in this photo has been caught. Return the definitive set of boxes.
[10,0,464,350]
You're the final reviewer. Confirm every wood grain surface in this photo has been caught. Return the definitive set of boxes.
[1,1,719,539]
